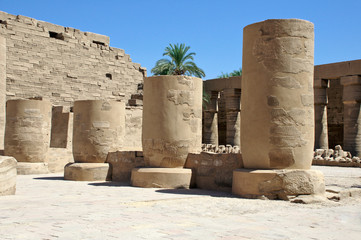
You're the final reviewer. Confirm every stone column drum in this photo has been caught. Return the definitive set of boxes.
[233,19,325,200]
[131,75,202,188]
[314,78,329,150]
[341,75,361,157]
[64,100,125,181]
[224,88,241,147]
[142,75,202,167]
[0,36,6,149]
[203,91,219,145]
[4,99,52,174]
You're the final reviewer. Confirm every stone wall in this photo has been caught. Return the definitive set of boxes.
[0,11,145,106]
[0,11,145,151]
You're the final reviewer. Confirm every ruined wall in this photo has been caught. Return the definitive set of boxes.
[0,11,145,106]
[327,79,344,148]
[0,11,145,150]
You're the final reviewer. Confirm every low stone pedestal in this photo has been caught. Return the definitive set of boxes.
[131,168,192,188]
[17,162,49,175]
[0,156,17,196]
[64,163,111,181]
[232,169,325,200]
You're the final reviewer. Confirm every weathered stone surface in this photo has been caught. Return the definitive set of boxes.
[47,148,74,173]
[17,162,49,175]
[4,99,52,164]
[72,100,125,163]
[241,19,314,169]
[106,151,145,182]
[232,169,325,200]
[0,36,6,150]
[64,163,111,181]
[142,76,202,168]
[131,168,192,188]
[0,156,16,196]
[185,152,243,192]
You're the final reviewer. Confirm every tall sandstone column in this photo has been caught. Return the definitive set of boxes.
[64,100,125,181]
[341,75,361,157]
[314,78,329,149]
[203,91,219,145]
[131,75,202,188]
[224,88,241,147]
[0,36,6,149]
[233,19,325,200]
[4,99,52,174]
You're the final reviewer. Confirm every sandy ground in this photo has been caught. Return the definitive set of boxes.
[0,165,360,240]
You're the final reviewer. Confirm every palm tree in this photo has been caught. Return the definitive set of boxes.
[217,68,242,78]
[151,43,205,78]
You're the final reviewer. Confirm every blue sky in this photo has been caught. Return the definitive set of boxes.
[1,0,360,79]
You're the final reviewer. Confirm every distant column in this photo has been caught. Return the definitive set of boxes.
[0,36,6,149]
[314,78,329,149]
[224,88,241,147]
[203,91,219,145]
[341,75,361,157]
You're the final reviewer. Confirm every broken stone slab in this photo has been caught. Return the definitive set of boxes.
[0,156,17,196]
[64,163,111,181]
[131,168,192,188]
[232,169,325,200]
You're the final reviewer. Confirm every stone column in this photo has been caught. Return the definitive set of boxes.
[203,91,219,145]
[131,75,202,188]
[341,75,361,157]
[233,19,325,200]
[0,36,6,149]
[314,78,329,149]
[224,88,241,147]
[64,100,125,181]
[4,99,52,174]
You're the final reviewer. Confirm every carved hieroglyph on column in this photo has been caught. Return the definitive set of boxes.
[314,78,329,149]
[4,100,52,163]
[233,19,325,200]
[0,36,6,149]
[72,100,125,163]
[241,19,315,169]
[203,91,219,145]
[341,75,361,157]
[224,88,241,147]
[142,75,202,168]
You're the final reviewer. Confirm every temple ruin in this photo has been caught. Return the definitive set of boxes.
[0,10,359,200]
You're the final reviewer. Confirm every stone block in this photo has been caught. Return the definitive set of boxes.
[17,162,49,175]
[131,168,192,188]
[64,163,111,181]
[185,152,243,192]
[106,151,145,182]
[232,169,325,200]
[0,156,17,196]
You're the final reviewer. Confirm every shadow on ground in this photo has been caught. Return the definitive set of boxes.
[156,188,236,198]
[33,176,64,181]
[88,182,131,187]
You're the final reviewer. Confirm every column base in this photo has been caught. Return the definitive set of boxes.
[17,162,49,175]
[64,163,111,181]
[232,169,325,200]
[131,168,192,188]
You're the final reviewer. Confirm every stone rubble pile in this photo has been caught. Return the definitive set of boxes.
[313,145,361,167]
[201,144,240,154]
